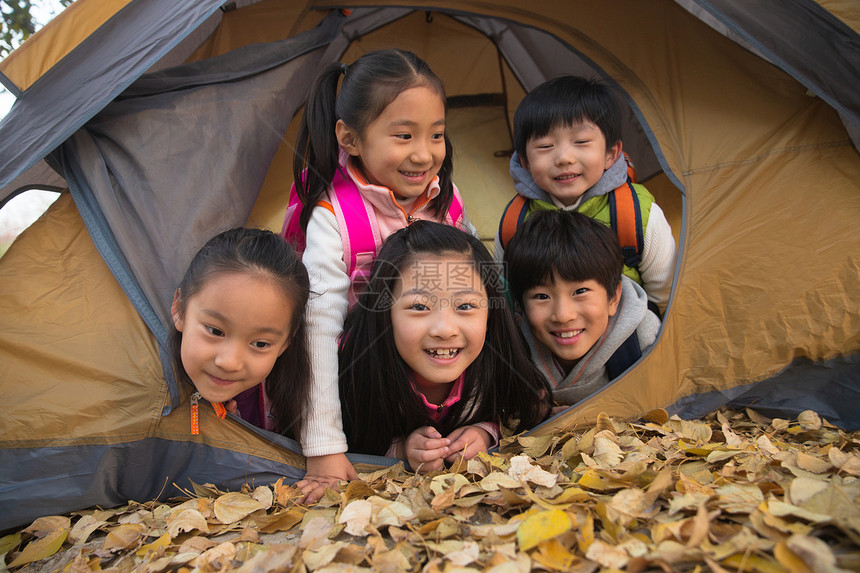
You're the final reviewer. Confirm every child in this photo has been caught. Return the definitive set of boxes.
[504,210,661,405]
[170,227,311,437]
[496,75,675,315]
[339,221,551,472]
[287,49,475,496]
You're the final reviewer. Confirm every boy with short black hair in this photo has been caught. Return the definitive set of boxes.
[496,75,675,315]
[504,209,660,404]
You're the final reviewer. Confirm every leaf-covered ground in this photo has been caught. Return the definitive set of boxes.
[3,408,859,573]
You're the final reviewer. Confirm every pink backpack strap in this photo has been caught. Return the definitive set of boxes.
[329,168,379,305]
[447,188,465,228]
[280,180,306,251]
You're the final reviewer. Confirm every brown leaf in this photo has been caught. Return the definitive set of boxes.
[253,508,304,534]
[341,479,376,502]
[167,509,210,538]
[68,514,106,545]
[299,516,335,550]
[796,410,822,431]
[22,515,71,537]
[641,408,669,425]
[101,523,144,553]
[213,492,266,524]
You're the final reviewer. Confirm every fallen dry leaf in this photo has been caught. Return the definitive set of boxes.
[3,407,858,573]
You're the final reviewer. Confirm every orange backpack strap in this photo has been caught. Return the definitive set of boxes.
[498,194,530,250]
[608,181,644,268]
[623,152,637,184]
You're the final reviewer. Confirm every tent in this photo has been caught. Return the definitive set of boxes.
[1,0,858,531]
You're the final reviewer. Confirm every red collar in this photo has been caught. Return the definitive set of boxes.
[411,373,465,423]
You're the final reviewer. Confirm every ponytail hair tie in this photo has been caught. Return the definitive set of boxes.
[340,63,349,75]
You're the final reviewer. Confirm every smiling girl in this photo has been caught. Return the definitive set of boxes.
[286,49,475,496]
[338,222,551,472]
[170,227,311,437]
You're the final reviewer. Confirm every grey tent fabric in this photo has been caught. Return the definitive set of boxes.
[0,0,226,195]
[676,0,860,152]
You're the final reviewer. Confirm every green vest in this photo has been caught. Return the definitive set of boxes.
[526,183,654,285]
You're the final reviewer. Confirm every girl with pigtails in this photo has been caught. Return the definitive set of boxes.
[283,49,475,500]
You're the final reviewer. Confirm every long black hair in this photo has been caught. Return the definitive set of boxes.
[169,228,311,439]
[338,221,551,455]
[293,48,455,231]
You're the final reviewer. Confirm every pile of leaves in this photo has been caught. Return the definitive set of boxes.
[3,408,859,572]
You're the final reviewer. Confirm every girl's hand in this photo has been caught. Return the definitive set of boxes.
[297,453,358,504]
[405,426,451,473]
[444,425,492,463]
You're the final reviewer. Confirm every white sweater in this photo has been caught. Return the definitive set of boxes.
[299,164,474,457]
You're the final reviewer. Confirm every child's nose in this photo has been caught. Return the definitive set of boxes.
[429,308,457,338]
[214,342,243,371]
[554,143,574,166]
[410,139,433,164]
[551,298,578,322]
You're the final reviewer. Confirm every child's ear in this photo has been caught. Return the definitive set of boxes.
[171,290,184,331]
[604,141,623,169]
[608,282,622,317]
[277,333,292,357]
[336,120,361,156]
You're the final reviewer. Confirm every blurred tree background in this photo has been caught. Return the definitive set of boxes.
[1,0,73,58]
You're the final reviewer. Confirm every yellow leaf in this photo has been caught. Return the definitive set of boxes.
[722,552,790,573]
[430,485,456,511]
[678,440,722,456]
[516,434,555,458]
[578,511,595,554]
[531,538,576,570]
[553,487,592,504]
[8,529,68,568]
[136,532,171,557]
[0,532,21,556]
[773,541,812,573]
[577,469,627,492]
[516,509,572,551]
[213,491,265,524]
